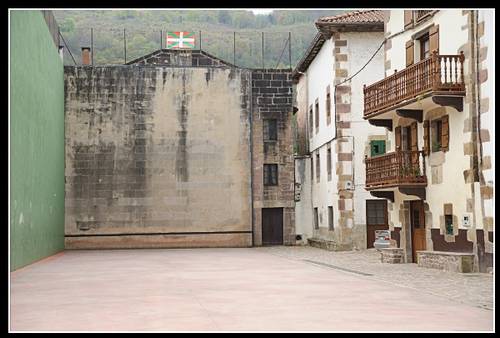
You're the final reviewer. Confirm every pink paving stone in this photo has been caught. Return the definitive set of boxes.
[10,248,493,332]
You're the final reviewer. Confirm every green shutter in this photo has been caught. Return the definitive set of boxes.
[370,140,386,157]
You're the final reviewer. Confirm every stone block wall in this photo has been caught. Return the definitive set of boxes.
[64,65,254,248]
[251,69,295,245]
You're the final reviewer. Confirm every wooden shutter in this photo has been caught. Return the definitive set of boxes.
[404,10,413,28]
[441,115,449,151]
[395,126,401,151]
[423,120,430,155]
[406,40,414,67]
[410,122,418,151]
[429,25,439,54]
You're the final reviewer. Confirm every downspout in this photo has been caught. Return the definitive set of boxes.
[249,70,255,247]
[469,10,481,271]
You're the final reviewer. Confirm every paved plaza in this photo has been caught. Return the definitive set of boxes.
[10,247,494,332]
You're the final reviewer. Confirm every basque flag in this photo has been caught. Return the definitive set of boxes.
[166,32,196,49]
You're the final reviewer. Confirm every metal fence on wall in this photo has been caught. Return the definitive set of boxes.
[59,28,293,69]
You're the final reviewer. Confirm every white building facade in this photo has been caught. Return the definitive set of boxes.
[363,10,494,272]
[293,11,387,250]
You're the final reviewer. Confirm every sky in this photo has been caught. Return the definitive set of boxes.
[249,9,274,15]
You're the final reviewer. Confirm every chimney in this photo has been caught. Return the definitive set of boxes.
[81,47,91,65]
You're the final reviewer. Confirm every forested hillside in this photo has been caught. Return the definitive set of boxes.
[54,10,347,68]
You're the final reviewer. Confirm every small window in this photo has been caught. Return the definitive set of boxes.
[326,87,331,124]
[328,206,334,231]
[315,152,320,183]
[263,164,278,186]
[445,215,453,235]
[431,119,443,152]
[370,140,386,157]
[315,100,319,132]
[314,208,319,229]
[327,147,332,181]
[263,119,277,141]
[309,105,313,135]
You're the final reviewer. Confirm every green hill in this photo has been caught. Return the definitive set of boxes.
[54,10,347,68]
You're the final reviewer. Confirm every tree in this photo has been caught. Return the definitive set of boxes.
[217,11,232,25]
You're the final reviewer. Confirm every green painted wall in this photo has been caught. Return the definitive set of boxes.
[10,11,65,271]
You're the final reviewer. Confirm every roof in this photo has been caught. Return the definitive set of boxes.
[291,32,325,81]
[316,10,385,25]
[292,10,384,81]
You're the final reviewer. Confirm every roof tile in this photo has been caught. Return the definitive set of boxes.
[317,10,384,24]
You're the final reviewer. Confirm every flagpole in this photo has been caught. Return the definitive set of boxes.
[261,32,264,69]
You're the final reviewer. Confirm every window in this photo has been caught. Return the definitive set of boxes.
[431,119,443,152]
[445,215,453,235]
[370,140,386,157]
[314,208,319,229]
[315,99,319,132]
[326,147,332,178]
[419,33,430,61]
[263,119,277,141]
[315,152,320,183]
[263,164,278,186]
[326,86,331,125]
[328,206,334,231]
[366,200,387,226]
[309,105,313,136]
[401,126,411,151]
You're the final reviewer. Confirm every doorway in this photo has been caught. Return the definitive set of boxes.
[410,200,426,262]
[262,208,283,245]
[366,200,388,248]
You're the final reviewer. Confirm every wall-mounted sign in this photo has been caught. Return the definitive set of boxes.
[166,32,195,49]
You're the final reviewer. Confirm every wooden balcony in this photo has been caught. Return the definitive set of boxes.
[363,52,465,119]
[365,150,427,190]
[415,10,433,22]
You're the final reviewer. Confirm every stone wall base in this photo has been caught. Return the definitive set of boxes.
[65,233,253,249]
[379,248,404,263]
[307,238,352,251]
[416,251,475,273]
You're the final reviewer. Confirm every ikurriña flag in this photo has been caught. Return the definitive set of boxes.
[166,32,195,49]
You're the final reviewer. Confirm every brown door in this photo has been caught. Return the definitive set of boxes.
[410,200,426,262]
[366,200,388,248]
[262,208,283,245]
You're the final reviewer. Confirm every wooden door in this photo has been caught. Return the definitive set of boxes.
[410,200,426,262]
[262,208,283,245]
[366,200,388,248]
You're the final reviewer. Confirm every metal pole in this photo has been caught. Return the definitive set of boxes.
[160,30,163,49]
[123,28,127,64]
[199,30,202,50]
[233,31,236,66]
[288,32,292,70]
[90,28,94,66]
[261,32,264,69]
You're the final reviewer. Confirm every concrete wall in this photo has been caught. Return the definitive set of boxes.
[64,66,253,248]
[294,156,313,243]
[10,11,65,270]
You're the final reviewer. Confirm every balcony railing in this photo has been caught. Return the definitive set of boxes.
[364,52,465,118]
[365,150,427,189]
[415,10,433,22]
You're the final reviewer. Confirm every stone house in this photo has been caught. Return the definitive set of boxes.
[64,48,295,249]
[292,10,387,250]
[363,10,494,272]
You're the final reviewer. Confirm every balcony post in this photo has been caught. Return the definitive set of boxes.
[432,51,439,90]
[459,50,465,85]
